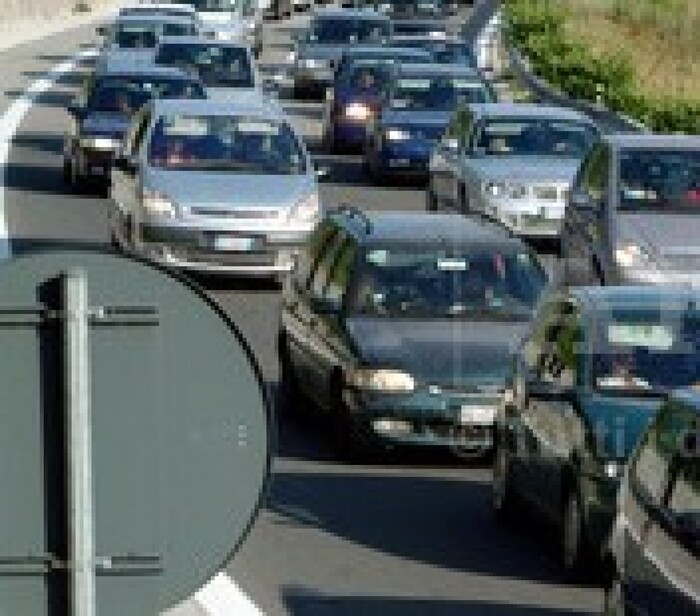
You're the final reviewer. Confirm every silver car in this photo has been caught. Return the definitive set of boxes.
[428,103,599,242]
[110,98,322,277]
[562,133,700,287]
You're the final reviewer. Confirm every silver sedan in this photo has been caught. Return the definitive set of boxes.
[110,97,322,277]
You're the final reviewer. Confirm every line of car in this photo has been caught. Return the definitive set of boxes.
[60,2,697,614]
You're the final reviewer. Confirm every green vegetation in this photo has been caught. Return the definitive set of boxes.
[504,0,700,134]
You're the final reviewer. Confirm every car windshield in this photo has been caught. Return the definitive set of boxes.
[391,75,490,110]
[115,22,194,48]
[156,44,254,88]
[618,149,700,212]
[476,118,597,157]
[341,62,392,91]
[348,247,547,319]
[149,115,306,174]
[88,78,204,113]
[592,309,700,394]
[310,18,390,44]
[178,0,240,11]
[432,42,475,66]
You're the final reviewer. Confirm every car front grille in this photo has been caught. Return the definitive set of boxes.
[532,184,565,201]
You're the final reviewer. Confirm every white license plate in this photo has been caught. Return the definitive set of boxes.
[459,405,496,426]
[213,236,254,252]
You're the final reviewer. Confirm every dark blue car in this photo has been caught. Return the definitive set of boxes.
[322,47,433,153]
[364,63,495,183]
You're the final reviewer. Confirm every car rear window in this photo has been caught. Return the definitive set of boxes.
[156,43,254,88]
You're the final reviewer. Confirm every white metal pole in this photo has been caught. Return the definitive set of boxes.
[64,269,97,616]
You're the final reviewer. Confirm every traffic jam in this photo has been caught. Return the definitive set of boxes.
[62,0,697,614]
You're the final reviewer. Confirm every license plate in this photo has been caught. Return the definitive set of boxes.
[459,405,496,426]
[213,236,254,252]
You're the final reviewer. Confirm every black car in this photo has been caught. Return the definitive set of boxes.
[63,63,205,190]
[562,134,700,287]
[279,209,548,458]
[606,388,699,615]
[495,285,700,577]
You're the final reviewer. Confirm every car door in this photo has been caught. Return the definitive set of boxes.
[626,403,699,614]
[563,143,610,285]
[111,106,151,225]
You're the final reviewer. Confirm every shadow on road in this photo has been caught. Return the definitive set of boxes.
[282,588,595,616]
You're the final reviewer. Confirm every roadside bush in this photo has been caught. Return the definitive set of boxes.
[504,0,700,134]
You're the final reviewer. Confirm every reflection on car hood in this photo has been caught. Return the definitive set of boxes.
[81,112,131,138]
[146,170,317,208]
[379,109,452,131]
[346,317,528,389]
[466,156,582,183]
[617,213,700,265]
[581,394,661,459]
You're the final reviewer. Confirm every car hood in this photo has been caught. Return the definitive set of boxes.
[145,170,317,208]
[345,317,528,389]
[580,394,662,459]
[80,112,131,139]
[617,213,700,265]
[465,156,582,183]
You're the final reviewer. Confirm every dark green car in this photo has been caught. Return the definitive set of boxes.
[278,208,548,458]
[494,286,700,576]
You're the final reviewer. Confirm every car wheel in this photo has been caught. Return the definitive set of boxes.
[603,575,627,616]
[562,489,592,577]
[492,439,518,523]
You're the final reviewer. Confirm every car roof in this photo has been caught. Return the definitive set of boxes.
[156,35,249,49]
[333,210,528,248]
[468,102,594,124]
[114,13,194,25]
[394,63,481,78]
[151,97,285,120]
[312,7,390,19]
[603,133,700,150]
[572,285,700,313]
[97,59,194,80]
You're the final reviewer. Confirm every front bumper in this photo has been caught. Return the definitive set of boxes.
[136,222,312,276]
[343,387,500,450]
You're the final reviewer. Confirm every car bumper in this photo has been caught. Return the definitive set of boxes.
[343,388,500,451]
[136,223,312,276]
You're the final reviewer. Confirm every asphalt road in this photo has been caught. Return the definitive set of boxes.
[1,10,599,616]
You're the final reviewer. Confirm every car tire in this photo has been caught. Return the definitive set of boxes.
[492,438,518,524]
[562,489,593,578]
[278,335,311,422]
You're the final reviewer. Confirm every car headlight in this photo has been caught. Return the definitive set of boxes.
[142,189,177,219]
[289,192,320,223]
[287,51,297,62]
[344,102,372,121]
[79,136,120,151]
[347,368,416,393]
[385,127,411,142]
[614,242,652,268]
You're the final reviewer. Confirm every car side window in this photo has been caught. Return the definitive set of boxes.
[294,220,337,293]
[578,143,610,204]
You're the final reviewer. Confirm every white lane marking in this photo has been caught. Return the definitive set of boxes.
[0,48,97,259]
[0,45,266,616]
[195,572,264,616]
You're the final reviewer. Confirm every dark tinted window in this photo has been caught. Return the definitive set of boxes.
[391,75,491,111]
[156,43,254,88]
[476,118,597,158]
[618,149,700,212]
[115,26,158,49]
[310,17,391,44]
[88,77,204,113]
